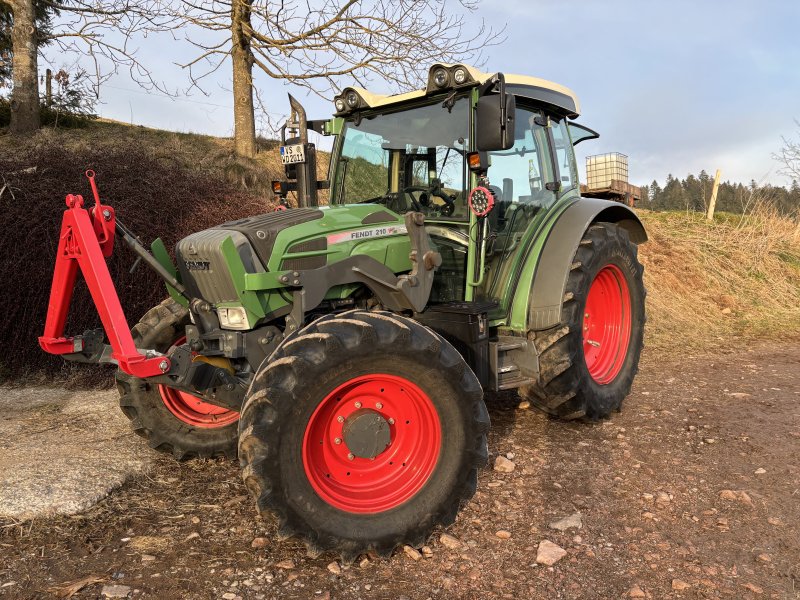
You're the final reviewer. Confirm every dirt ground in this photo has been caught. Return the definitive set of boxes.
[1,343,798,600]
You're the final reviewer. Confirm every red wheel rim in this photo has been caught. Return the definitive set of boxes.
[583,264,632,384]
[302,374,441,513]
[158,337,239,428]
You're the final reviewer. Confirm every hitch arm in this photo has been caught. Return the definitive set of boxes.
[39,193,171,378]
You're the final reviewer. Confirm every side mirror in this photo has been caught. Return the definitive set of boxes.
[476,93,516,151]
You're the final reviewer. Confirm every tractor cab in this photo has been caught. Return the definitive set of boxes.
[274,64,589,317]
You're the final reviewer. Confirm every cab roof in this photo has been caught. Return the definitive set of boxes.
[336,64,580,119]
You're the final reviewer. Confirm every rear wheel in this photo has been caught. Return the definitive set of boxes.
[116,298,239,459]
[238,310,489,558]
[520,223,645,420]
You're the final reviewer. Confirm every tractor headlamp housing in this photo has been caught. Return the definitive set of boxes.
[333,88,365,115]
[218,306,251,331]
[425,64,477,94]
[468,186,495,218]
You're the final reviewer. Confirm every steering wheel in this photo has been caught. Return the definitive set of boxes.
[402,185,456,216]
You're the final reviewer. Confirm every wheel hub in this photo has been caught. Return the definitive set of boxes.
[342,409,392,459]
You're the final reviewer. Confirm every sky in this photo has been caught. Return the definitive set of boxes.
[44,0,800,187]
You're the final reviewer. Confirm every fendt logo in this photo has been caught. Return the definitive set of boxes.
[184,260,211,271]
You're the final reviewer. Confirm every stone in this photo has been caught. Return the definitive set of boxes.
[421,545,433,558]
[719,489,754,506]
[754,468,766,475]
[326,561,341,575]
[222,594,237,600]
[549,512,582,531]
[493,456,515,473]
[184,532,200,541]
[757,553,771,562]
[359,557,370,568]
[439,533,463,550]
[628,584,646,598]
[495,530,512,539]
[251,537,268,549]
[190,516,200,524]
[101,585,132,598]
[518,400,531,410]
[403,546,422,561]
[672,579,690,590]
[275,559,295,570]
[742,583,763,594]
[656,492,671,504]
[535,540,567,566]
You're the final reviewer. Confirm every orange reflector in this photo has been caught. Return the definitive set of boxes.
[272,181,283,194]
[467,152,481,170]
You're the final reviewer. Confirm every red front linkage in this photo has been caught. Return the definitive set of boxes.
[38,171,170,378]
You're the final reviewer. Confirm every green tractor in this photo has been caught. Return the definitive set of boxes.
[40,63,646,557]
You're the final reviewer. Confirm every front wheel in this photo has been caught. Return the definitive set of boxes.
[116,298,239,460]
[520,223,646,420]
[238,310,489,558]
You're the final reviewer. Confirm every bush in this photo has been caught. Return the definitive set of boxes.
[0,131,278,385]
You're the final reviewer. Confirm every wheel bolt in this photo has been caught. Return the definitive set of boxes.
[388,418,395,425]
[337,416,344,423]
[354,401,362,409]
[375,402,383,409]
[347,453,354,460]
[334,437,342,445]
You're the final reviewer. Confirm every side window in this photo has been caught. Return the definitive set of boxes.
[336,130,388,203]
[486,109,556,213]
[552,120,577,195]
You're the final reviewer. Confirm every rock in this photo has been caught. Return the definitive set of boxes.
[628,584,646,598]
[742,582,763,594]
[672,579,690,590]
[767,517,782,526]
[719,490,754,506]
[535,540,567,566]
[439,533,463,550]
[493,456,515,473]
[549,512,583,531]
[251,537,268,549]
[403,545,422,561]
[327,561,341,575]
[721,307,732,315]
[421,545,433,558]
[101,585,132,598]
[518,400,531,410]
[703,438,716,444]
[184,532,200,541]
[359,557,370,568]
[222,594,237,600]
[757,553,771,562]
[190,516,200,524]
[656,492,671,504]
[754,468,766,475]
[140,555,156,562]
[495,530,512,540]
[275,559,295,570]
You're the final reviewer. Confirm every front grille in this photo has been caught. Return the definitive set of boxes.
[280,238,327,271]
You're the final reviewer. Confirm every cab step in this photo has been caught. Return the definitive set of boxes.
[489,335,537,392]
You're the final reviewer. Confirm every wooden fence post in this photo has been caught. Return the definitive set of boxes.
[706,169,722,221]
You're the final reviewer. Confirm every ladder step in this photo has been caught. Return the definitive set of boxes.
[497,376,536,391]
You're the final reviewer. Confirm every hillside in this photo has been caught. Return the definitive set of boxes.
[1,122,798,383]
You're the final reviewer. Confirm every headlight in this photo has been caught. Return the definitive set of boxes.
[468,186,495,218]
[345,90,359,107]
[453,67,467,85]
[218,307,251,330]
[334,97,346,112]
[432,68,449,88]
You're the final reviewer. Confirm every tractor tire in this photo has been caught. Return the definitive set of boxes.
[115,298,239,460]
[520,223,645,420]
[238,310,489,559]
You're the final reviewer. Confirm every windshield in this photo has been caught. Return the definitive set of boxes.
[332,97,470,220]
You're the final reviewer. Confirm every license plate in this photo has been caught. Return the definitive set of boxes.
[280,144,305,165]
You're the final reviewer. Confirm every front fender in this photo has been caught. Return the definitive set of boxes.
[509,198,646,332]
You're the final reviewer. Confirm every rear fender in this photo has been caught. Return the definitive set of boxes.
[509,198,646,332]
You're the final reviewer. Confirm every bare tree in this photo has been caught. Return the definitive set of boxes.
[178,0,497,157]
[5,0,175,134]
[774,120,800,182]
